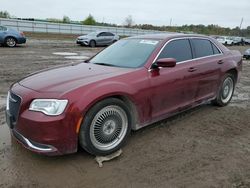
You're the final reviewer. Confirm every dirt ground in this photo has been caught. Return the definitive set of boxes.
[0,38,250,188]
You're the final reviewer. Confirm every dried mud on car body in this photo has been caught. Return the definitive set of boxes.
[0,40,250,188]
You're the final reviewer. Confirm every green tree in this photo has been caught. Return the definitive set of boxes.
[63,15,70,23]
[81,14,96,25]
[0,11,10,18]
[46,18,62,23]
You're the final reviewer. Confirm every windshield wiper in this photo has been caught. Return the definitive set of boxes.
[94,63,115,67]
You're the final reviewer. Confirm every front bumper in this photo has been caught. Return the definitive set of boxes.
[17,37,26,44]
[12,129,58,154]
[6,84,80,156]
[76,39,89,46]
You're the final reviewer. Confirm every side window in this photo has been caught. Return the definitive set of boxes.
[192,39,214,58]
[98,32,105,37]
[107,32,114,36]
[158,39,192,63]
[211,43,221,54]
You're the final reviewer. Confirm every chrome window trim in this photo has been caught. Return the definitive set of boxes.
[149,36,223,71]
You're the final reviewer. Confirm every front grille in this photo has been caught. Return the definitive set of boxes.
[8,92,21,124]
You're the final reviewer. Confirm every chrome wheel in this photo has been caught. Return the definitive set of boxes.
[221,77,234,103]
[90,105,128,151]
[6,37,16,47]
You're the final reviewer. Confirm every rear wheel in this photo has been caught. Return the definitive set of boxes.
[5,37,17,47]
[212,73,235,106]
[79,98,131,155]
[89,40,96,48]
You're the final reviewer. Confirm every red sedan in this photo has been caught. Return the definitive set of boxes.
[6,34,242,156]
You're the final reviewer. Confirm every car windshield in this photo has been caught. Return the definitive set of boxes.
[89,39,160,68]
[87,32,98,36]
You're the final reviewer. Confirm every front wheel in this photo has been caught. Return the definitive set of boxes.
[212,73,235,106]
[89,40,96,48]
[79,98,131,155]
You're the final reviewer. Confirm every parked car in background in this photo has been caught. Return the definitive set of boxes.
[6,34,242,156]
[76,31,119,47]
[245,38,250,45]
[216,36,234,45]
[0,25,26,47]
[243,49,250,59]
[232,37,242,45]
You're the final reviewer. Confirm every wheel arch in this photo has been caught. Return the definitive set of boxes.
[4,35,17,42]
[89,39,96,46]
[226,68,238,82]
[80,94,140,131]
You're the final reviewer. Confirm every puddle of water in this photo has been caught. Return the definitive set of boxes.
[53,52,78,56]
[64,56,89,60]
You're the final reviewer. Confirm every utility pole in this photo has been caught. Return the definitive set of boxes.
[239,17,243,37]
[239,17,243,29]
[170,18,172,27]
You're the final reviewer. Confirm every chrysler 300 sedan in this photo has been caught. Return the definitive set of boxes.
[6,34,242,156]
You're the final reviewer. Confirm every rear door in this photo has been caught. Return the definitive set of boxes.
[190,38,223,101]
[105,32,115,44]
[149,38,199,119]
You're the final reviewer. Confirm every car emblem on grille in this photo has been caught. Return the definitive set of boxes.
[9,95,17,103]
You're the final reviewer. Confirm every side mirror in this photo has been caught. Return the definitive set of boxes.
[153,58,176,68]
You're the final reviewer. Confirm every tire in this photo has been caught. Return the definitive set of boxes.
[89,40,96,48]
[212,73,235,106]
[5,37,17,47]
[112,40,117,43]
[79,98,131,155]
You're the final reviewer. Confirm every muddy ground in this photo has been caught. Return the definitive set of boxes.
[0,39,250,188]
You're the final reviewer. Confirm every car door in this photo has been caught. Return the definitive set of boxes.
[0,26,6,44]
[105,32,115,44]
[149,38,199,120]
[96,32,106,45]
[189,38,223,102]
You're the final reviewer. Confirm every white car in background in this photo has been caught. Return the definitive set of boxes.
[216,36,234,45]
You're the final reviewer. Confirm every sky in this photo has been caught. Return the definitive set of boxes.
[1,0,249,28]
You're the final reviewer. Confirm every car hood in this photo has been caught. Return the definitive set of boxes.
[19,63,133,93]
[78,35,90,39]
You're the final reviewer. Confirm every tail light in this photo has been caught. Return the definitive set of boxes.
[20,32,25,37]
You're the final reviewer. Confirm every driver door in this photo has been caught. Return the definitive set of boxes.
[149,38,199,120]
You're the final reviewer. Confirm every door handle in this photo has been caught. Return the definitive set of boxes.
[217,60,224,64]
[188,67,197,72]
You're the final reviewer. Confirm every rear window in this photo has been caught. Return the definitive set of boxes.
[211,43,221,54]
[192,39,214,58]
[158,39,192,62]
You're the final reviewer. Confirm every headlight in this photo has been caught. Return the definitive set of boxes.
[29,99,68,116]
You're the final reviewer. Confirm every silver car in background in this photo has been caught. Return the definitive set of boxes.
[76,31,119,47]
[243,49,250,60]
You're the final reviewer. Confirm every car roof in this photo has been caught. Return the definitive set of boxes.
[129,33,210,40]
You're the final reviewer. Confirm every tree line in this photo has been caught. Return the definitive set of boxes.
[1,10,249,37]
